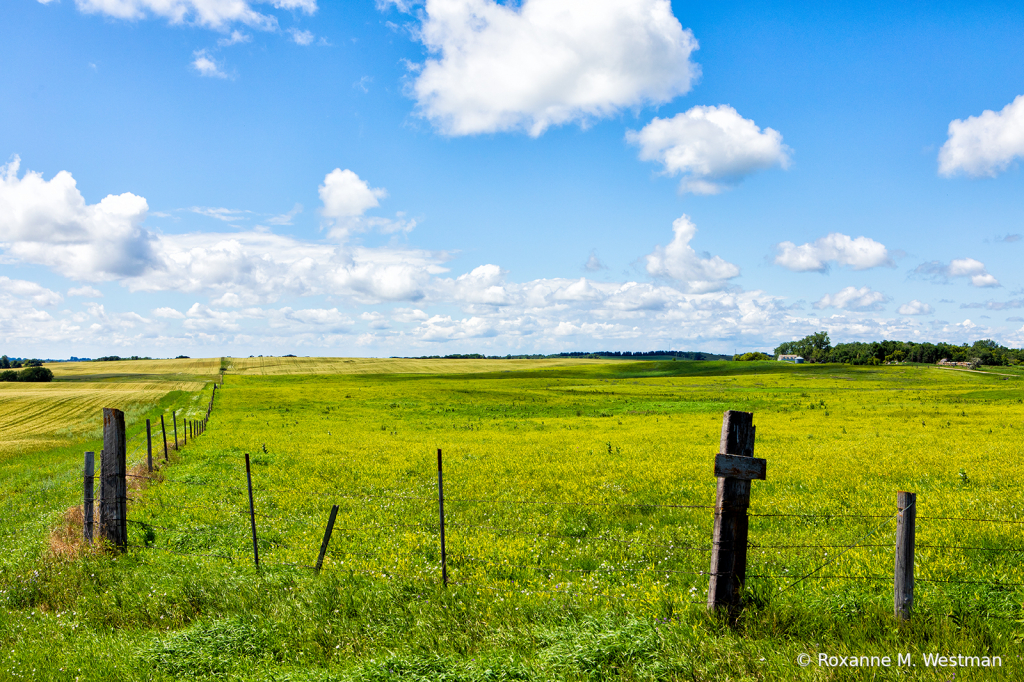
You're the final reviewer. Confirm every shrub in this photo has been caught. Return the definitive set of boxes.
[0,369,17,382]
[17,366,54,382]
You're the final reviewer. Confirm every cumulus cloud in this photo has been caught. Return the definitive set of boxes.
[406,0,699,136]
[0,158,446,304]
[915,258,1000,288]
[626,105,790,194]
[897,300,933,315]
[191,49,228,78]
[68,285,103,298]
[72,0,316,31]
[643,215,740,292]
[0,277,63,307]
[319,168,386,218]
[153,307,186,318]
[0,156,156,281]
[813,286,889,312]
[774,233,893,273]
[939,95,1024,178]
[289,28,315,45]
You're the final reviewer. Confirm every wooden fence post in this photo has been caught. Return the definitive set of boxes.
[160,414,168,461]
[315,505,340,574]
[172,410,178,450]
[895,491,916,621]
[437,448,448,587]
[100,408,127,550]
[146,419,153,472]
[83,451,95,543]
[707,410,766,616]
[245,453,259,568]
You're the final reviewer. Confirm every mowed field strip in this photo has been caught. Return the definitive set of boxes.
[0,380,207,457]
[224,355,620,375]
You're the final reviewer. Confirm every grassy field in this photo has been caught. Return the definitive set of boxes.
[223,355,617,375]
[2,358,1023,680]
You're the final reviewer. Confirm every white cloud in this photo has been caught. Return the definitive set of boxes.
[218,30,251,46]
[774,233,892,273]
[266,203,303,226]
[68,285,103,298]
[361,311,390,329]
[191,206,248,221]
[626,105,790,194]
[153,307,186,318]
[408,0,699,136]
[915,258,1000,288]
[0,156,156,281]
[643,215,740,292]
[319,168,386,220]
[939,95,1024,178]
[191,49,228,78]
[584,250,607,272]
[897,300,933,316]
[72,0,316,31]
[813,286,889,312]
[0,277,63,307]
[289,28,315,45]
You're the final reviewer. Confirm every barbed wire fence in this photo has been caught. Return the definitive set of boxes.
[85,395,1024,623]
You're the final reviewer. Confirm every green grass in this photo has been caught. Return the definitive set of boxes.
[2,361,1023,680]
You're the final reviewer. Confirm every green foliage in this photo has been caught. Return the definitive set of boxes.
[146,616,280,677]
[17,366,54,382]
[775,334,1024,366]
[0,366,53,382]
[733,352,771,361]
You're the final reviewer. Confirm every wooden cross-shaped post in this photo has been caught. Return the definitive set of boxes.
[707,410,766,617]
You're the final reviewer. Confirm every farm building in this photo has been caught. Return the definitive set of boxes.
[778,354,804,363]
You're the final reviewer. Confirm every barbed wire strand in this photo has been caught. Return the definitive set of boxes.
[777,503,904,594]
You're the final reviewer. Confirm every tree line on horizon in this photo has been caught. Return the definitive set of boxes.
[771,332,1023,366]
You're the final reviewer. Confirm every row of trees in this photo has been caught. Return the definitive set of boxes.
[773,333,1024,366]
[0,366,53,382]
[0,356,44,369]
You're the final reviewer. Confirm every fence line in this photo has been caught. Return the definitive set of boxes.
[81,399,1023,624]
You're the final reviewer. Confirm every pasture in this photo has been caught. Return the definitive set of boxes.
[2,358,1022,680]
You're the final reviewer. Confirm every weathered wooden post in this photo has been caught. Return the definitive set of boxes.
[160,414,168,461]
[172,410,178,449]
[146,419,153,472]
[707,410,765,616]
[437,448,448,587]
[83,451,95,543]
[99,408,127,550]
[315,505,340,574]
[895,491,916,621]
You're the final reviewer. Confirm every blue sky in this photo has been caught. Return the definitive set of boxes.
[1,0,1023,358]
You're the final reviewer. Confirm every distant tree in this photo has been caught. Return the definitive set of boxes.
[17,366,53,382]
[734,352,772,361]
[775,331,832,362]
[0,355,8,369]
[24,359,43,367]
[0,370,17,382]
[176,355,190,359]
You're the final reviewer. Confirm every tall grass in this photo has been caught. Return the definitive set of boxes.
[2,361,1022,680]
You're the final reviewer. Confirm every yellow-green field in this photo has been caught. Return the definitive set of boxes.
[43,356,222,380]
[223,355,618,375]
[2,359,1023,681]
[0,374,209,458]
